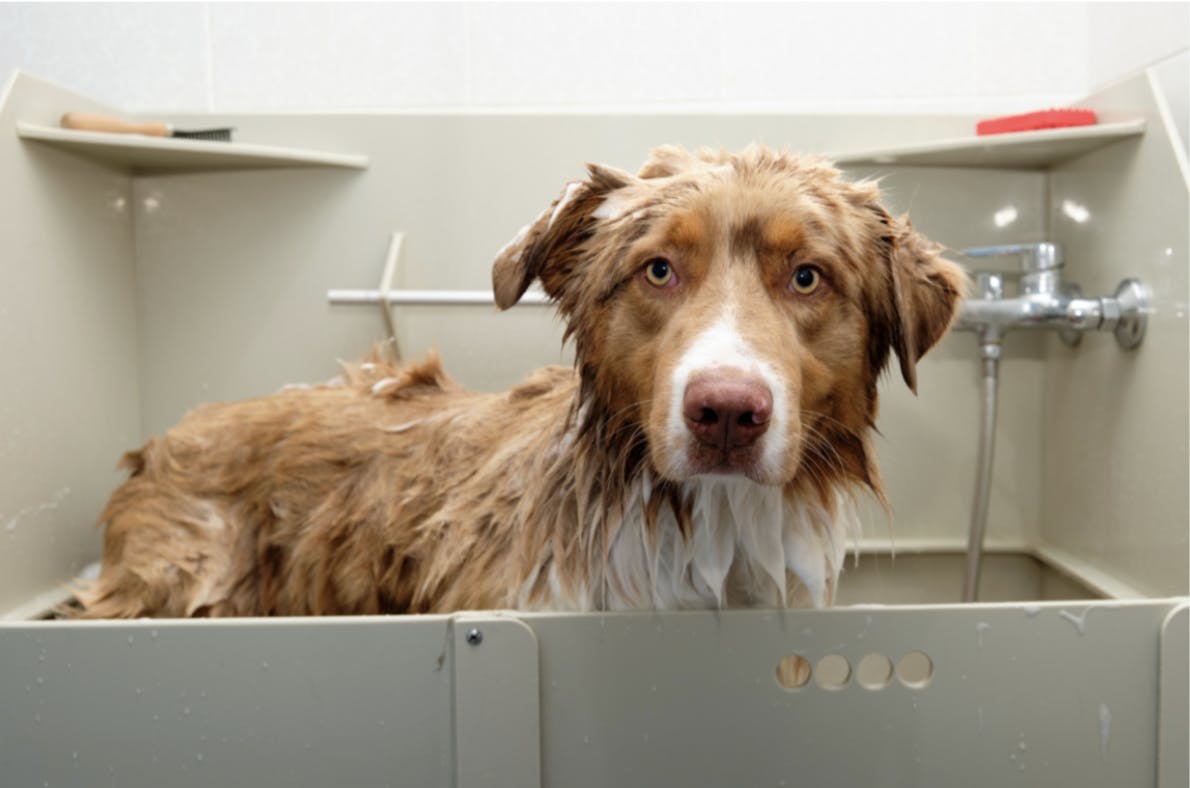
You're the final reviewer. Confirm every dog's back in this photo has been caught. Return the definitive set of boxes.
[76,353,578,617]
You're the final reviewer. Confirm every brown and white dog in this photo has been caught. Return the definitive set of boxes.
[73,144,964,619]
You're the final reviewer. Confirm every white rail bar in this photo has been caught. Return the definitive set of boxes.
[327,288,552,306]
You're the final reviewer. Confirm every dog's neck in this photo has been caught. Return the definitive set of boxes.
[516,392,859,611]
[602,474,856,610]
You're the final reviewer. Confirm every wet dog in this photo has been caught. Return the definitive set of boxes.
[74,144,964,617]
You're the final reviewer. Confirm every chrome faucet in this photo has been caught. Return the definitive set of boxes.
[955,242,1148,603]
[955,242,1149,349]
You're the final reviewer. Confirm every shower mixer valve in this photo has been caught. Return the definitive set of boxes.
[954,242,1148,602]
[954,242,1149,349]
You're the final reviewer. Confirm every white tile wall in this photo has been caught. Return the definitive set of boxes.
[0,3,209,110]
[1087,1,1190,91]
[718,3,1086,109]
[0,2,1186,113]
[208,3,470,110]
[468,3,726,106]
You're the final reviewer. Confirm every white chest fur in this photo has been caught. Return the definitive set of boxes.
[527,474,856,611]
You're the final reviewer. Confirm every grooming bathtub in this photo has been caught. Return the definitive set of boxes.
[1,68,1186,787]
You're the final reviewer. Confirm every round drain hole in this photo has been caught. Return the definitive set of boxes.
[856,653,894,690]
[814,654,851,690]
[896,650,934,689]
[775,654,811,689]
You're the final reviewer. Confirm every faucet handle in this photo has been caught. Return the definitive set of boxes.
[961,242,1063,275]
[974,271,1004,300]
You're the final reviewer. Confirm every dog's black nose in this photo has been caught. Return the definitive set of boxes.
[682,371,772,449]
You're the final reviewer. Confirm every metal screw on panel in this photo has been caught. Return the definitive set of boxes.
[465,628,483,646]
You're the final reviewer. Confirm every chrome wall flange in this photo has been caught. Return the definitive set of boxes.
[1113,278,1149,350]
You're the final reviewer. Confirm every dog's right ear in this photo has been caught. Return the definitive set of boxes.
[492,163,640,310]
[880,213,968,392]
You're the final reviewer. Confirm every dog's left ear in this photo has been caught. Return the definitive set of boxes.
[492,164,639,310]
[881,214,968,392]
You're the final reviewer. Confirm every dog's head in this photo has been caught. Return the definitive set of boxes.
[493,144,965,493]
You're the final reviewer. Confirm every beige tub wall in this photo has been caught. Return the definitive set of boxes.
[2,66,1181,612]
[0,74,141,614]
[835,551,1099,606]
[844,165,1047,552]
[131,114,1046,558]
[1041,68,1190,597]
[11,66,1059,611]
[134,111,986,431]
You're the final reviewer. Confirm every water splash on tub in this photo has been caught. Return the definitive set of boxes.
[1099,703,1111,760]
[976,621,991,649]
[1059,608,1088,635]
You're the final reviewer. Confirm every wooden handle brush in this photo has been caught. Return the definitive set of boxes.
[60,112,234,142]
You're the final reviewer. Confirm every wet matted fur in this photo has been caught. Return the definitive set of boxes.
[72,144,965,618]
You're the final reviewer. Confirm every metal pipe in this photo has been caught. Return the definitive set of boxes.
[961,242,1063,274]
[377,233,405,360]
[962,345,1001,603]
[955,242,1147,602]
[956,294,1115,332]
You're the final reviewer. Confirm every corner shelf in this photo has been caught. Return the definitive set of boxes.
[831,119,1146,169]
[16,121,369,174]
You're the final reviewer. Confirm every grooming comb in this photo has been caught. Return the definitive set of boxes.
[60,112,234,142]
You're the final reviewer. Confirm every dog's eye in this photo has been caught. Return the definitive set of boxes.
[643,258,675,287]
[790,265,821,295]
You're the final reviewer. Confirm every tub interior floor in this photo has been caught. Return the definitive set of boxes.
[21,550,1103,620]
[836,551,1102,606]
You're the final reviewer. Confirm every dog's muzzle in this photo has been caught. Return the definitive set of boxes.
[680,368,773,475]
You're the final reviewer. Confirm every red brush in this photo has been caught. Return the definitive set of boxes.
[976,109,1098,136]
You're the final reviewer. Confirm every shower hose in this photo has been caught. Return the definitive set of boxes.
[962,344,1001,603]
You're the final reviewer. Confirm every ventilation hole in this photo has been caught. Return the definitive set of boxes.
[896,650,934,689]
[856,653,894,690]
[814,654,851,690]
[775,654,811,689]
